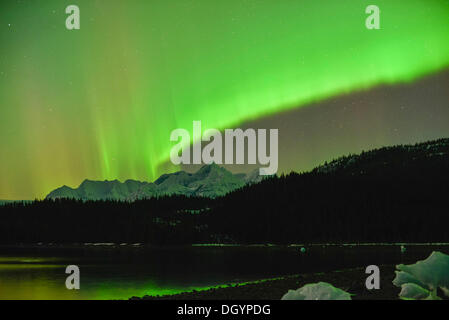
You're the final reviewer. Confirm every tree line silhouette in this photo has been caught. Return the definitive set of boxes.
[1,139,448,245]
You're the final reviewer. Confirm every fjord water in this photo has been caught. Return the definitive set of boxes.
[0,244,448,300]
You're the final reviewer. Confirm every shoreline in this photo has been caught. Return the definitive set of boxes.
[2,242,449,249]
[131,265,400,300]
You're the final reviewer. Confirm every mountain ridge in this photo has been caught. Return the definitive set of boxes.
[45,163,263,201]
[4,137,449,245]
[45,138,449,202]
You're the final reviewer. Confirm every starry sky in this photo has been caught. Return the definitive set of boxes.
[1,0,449,199]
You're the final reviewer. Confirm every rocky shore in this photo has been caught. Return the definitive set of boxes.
[131,265,400,300]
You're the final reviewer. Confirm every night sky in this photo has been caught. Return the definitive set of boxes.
[1,0,448,199]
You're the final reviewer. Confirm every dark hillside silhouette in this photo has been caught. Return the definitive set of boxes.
[1,138,448,245]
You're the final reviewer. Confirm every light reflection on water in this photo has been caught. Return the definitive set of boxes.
[0,244,448,300]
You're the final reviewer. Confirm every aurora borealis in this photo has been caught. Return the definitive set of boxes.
[1,0,449,199]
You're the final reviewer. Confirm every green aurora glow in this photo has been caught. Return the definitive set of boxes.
[0,0,448,199]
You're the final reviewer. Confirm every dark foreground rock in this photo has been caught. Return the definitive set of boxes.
[131,265,399,300]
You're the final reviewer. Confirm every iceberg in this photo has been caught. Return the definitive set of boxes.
[393,251,449,300]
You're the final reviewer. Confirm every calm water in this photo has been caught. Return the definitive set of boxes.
[0,244,448,300]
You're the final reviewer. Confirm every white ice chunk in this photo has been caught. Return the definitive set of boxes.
[393,271,427,289]
[281,282,351,300]
[399,283,432,300]
[397,251,449,292]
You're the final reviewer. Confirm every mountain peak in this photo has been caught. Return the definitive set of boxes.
[46,164,257,201]
[195,163,227,176]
